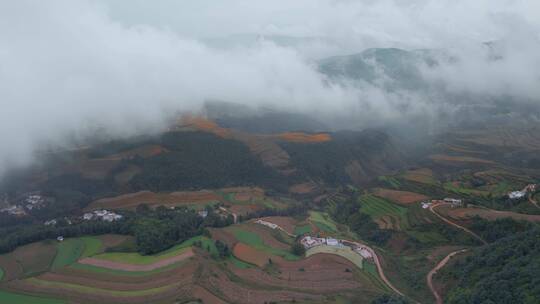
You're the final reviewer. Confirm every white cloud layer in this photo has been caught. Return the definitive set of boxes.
[0,0,539,174]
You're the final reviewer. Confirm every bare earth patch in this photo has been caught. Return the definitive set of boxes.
[259,216,297,235]
[373,188,429,205]
[233,243,277,267]
[445,207,540,222]
[87,190,221,210]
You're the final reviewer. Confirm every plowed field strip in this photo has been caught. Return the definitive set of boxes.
[78,249,193,271]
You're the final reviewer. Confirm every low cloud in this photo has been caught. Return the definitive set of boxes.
[0,0,539,175]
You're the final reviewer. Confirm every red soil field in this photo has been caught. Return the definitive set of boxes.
[209,228,238,248]
[34,268,194,292]
[288,182,317,194]
[87,190,222,210]
[245,224,289,250]
[273,132,331,143]
[258,216,297,235]
[12,242,57,275]
[228,204,263,216]
[373,188,429,205]
[58,260,198,285]
[0,255,24,281]
[233,243,275,267]
[443,206,540,222]
[78,248,194,272]
[231,254,364,292]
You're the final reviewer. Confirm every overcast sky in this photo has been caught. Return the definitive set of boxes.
[0,0,539,175]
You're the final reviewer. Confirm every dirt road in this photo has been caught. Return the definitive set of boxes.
[427,249,468,304]
[430,203,487,245]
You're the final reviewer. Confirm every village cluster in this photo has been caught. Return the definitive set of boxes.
[421,197,463,209]
[0,193,45,216]
[507,184,536,199]
[254,219,373,260]
[82,209,123,222]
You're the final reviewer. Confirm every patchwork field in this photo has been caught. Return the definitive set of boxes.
[372,188,429,205]
[440,206,540,222]
[86,187,288,217]
[228,226,299,261]
[429,154,494,164]
[360,195,409,230]
[402,168,438,185]
[0,217,394,304]
[309,211,338,234]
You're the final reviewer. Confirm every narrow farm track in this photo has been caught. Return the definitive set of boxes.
[427,249,468,304]
[430,204,487,245]
[528,194,540,209]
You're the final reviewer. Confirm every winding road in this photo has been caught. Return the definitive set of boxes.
[427,249,468,304]
[429,203,487,245]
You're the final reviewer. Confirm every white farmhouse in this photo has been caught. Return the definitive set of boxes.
[508,191,526,199]
[326,238,339,246]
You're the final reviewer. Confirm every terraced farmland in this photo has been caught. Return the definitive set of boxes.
[309,211,338,233]
[229,227,299,261]
[360,195,409,230]
[306,245,364,269]
[0,290,66,304]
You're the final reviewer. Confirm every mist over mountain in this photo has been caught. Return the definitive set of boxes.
[1,0,540,176]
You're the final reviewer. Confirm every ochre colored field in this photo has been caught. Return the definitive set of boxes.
[373,188,428,205]
[429,154,494,164]
[273,132,331,143]
[181,116,231,138]
[402,168,437,185]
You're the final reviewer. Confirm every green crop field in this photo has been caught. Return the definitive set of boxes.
[52,239,85,269]
[362,262,390,292]
[359,195,409,229]
[406,230,447,244]
[228,255,253,269]
[26,278,176,297]
[309,211,338,233]
[294,224,312,235]
[306,245,363,269]
[70,259,189,276]
[80,237,103,257]
[93,236,204,265]
[0,267,4,281]
[378,176,401,189]
[444,182,488,197]
[0,291,66,304]
[230,227,300,260]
